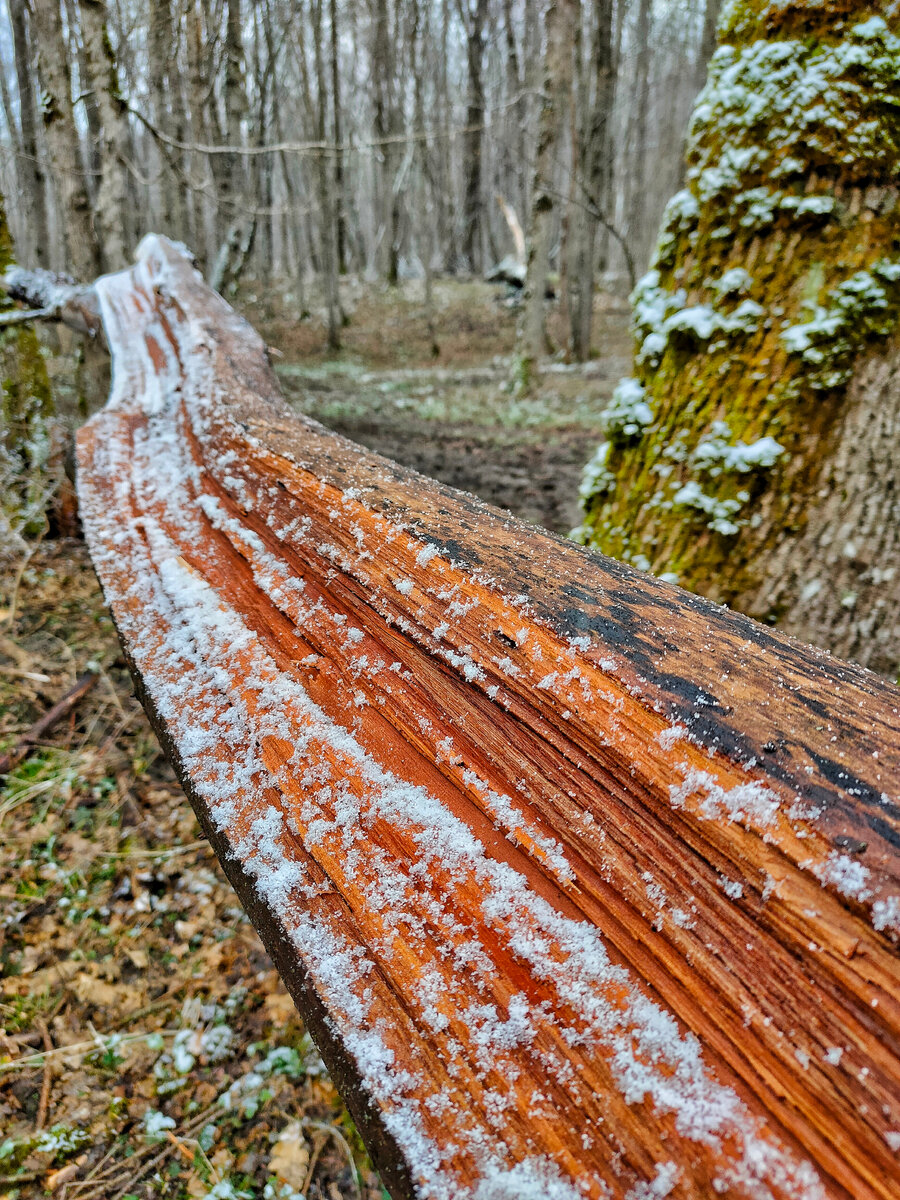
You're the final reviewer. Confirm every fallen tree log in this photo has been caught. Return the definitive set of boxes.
[75,236,900,1200]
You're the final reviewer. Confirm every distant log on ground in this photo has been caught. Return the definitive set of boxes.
[76,236,900,1200]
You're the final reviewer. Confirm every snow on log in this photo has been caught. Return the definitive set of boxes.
[75,236,900,1200]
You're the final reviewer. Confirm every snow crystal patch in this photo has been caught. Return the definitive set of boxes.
[669,767,781,828]
[872,895,900,935]
[718,876,744,901]
[625,1162,680,1199]
[657,724,688,751]
[810,852,872,902]
[143,1110,177,1141]
[579,440,615,501]
[471,1157,585,1200]
[604,378,654,438]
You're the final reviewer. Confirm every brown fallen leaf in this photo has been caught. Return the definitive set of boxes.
[269,1120,310,1189]
[45,1152,87,1190]
[263,987,297,1026]
[71,969,126,1008]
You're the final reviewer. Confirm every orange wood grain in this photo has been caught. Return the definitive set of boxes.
[76,237,900,1200]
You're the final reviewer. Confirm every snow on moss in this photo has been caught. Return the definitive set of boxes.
[688,25,900,190]
[694,423,785,474]
[672,481,746,536]
[578,440,615,501]
[603,378,653,438]
[781,261,900,389]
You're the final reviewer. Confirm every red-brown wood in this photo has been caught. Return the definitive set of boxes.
[76,236,900,1200]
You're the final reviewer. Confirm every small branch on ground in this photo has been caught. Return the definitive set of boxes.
[35,1019,53,1131]
[0,672,98,776]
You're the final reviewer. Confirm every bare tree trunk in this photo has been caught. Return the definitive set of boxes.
[312,0,340,348]
[186,1,212,267]
[330,0,347,274]
[501,0,526,222]
[457,0,488,274]
[80,0,130,271]
[695,0,721,96]
[629,0,652,267]
[370,0,400,282]
[518,0,575,383]
[32,0,101,278]
[570,0,616,361]
[297,0,340,346]
[212,0,255,293]
[8,0,49,266]
[411,0,438,356]
[148,0,187,240]
[64,0,101,204]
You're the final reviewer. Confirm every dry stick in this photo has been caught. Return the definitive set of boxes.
[69,1105,222,1197]
[34,1019,53,1131]
[103,1104,226,1200]
[0,672,98,776]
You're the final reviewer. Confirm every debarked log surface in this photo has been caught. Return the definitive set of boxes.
[75,235,900,1200]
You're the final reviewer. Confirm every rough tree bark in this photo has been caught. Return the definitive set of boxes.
[569,0,616,361]
[518,0,576,382]
[32,0,101,279]
[457,0,488,274]
[0,191,55,553]
[8,0,49,267]
[79,0,130,271]
[211,0,255,293]
[628,0,652,267]
[578,0,900,679]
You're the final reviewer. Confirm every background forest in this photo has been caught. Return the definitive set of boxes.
[0,0,716,344]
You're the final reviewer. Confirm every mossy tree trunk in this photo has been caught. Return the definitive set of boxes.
[0,195,55,555]
[577,0,900,678]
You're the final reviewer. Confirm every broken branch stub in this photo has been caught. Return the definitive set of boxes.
[76,235,900,1200]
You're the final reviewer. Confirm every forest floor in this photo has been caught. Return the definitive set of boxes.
[0,278,631,1200]
[250,276,632,535]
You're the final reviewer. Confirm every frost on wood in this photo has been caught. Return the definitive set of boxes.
[76,237,900,1200]
[578,4,900,676]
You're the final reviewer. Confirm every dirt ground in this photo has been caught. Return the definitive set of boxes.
[0,278,632,1199]
[250,277,632,535]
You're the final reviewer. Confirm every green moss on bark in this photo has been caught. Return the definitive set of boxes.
[0,200,56,544]
[578,4,900,605]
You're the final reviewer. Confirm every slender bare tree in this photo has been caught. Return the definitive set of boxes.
[518,0,576,382]
[80,0,130,270]
[31,0,100,277]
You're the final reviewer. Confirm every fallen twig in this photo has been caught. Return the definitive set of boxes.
[0,672,98,777]
[0,1028,181,1073]
[35,1019,53,1131]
